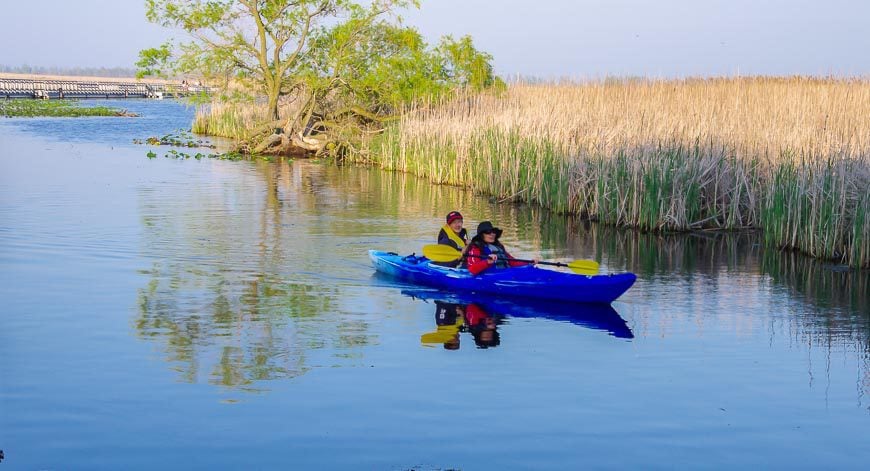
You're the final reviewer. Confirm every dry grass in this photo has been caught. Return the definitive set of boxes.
[193,101,267,139]
[192,97,305,140]
[352,77,870,267]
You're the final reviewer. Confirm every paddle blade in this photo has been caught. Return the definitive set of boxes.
[422,244,462,262]
[566,259,599,275]
[421,330,459,344]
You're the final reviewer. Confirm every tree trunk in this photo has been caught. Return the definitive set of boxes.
[252,132,288,154]
[266,87,280,122]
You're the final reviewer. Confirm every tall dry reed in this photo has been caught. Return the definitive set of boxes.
[351,77,870,267]
[192,99,303,140]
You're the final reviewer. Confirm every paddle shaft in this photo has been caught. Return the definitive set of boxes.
[421,244,597,272]
[484,255,598,272]
[513,258,564,267]
[462,254,548,266]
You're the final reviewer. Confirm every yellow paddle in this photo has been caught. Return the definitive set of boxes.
[422,244,599,275]
[420,327,460,344]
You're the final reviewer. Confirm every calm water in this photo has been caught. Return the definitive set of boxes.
[1,100,868,470]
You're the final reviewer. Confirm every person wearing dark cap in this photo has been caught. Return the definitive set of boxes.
[434,211,469,267]
[465,221,537,275]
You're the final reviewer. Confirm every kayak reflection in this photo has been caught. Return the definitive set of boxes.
[404,289,634,347]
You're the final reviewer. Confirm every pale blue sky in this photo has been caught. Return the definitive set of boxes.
[1,0,868,77]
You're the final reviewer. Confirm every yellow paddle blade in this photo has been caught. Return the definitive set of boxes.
[421,331,459,344]
[422,244,462,262]
[566,260,599,275]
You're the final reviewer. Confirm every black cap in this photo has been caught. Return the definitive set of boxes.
[476,221,503,238]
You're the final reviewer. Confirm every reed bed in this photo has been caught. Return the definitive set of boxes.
[192,101,267,139]
[192,99,305,140]
[349,77,870,268]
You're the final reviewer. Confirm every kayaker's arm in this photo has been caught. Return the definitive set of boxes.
[467,245,496,275]
[505,251,537,267]
[468,258,496,275]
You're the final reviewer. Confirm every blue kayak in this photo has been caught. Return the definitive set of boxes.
[369,250,636,304]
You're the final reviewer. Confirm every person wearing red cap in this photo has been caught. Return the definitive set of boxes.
[435,211,469,267]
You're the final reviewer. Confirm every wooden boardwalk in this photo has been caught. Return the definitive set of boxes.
[0,73,211,99]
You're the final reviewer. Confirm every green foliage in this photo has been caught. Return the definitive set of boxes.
[304,8,500,115]
[136,42,173,79]
[306,14,446,110]
[142,0,371,119]
[437,35,505,91]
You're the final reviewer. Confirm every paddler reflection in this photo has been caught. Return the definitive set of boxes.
[420,301,464,350]
[420,301,501,350]
[465,302,501,349]
[407,288,634,343]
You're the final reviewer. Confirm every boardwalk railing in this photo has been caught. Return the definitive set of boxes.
[0,76,212,99]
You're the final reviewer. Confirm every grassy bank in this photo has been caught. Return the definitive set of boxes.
[193,77,870,268]
[350,78,870,268]
[0,99,132,117]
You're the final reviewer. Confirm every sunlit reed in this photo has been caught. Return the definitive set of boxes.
[348,78,869,268]
[192,99,304,140]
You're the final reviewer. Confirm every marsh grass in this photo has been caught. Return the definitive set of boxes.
[352,78,870,267]
[192,101,268,139]
[192,98,304,140]
[0,99,128,117]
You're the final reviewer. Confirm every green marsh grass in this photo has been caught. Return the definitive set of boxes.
[192,99,305,140]
[192,101,268,139]
[0,99,128,117]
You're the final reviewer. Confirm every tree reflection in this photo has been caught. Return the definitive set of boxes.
[135,160,381,390]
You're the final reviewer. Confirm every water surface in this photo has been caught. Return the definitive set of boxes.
[1,100,868,469]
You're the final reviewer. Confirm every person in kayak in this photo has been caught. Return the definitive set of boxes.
[434,210,469,267]
[465,221,537,275]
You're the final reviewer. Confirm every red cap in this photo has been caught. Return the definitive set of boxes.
[446,211,463,224]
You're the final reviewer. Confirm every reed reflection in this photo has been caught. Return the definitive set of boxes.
[562,221,870,404]
[563,220,868,320]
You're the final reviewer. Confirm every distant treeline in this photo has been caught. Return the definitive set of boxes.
[0,65,138,78]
